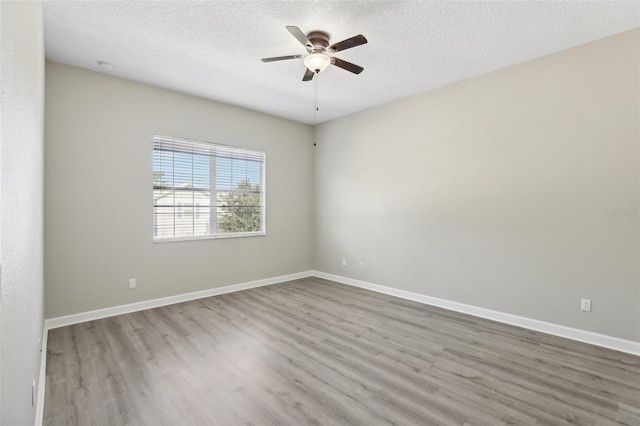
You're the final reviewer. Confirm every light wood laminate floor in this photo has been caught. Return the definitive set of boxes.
[45,277,640,426]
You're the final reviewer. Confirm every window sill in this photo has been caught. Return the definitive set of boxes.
[153,231,266,243]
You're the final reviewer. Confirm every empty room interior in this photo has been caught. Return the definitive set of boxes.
[2,1,640,425]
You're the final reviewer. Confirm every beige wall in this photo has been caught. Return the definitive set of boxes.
[45,30,639,343]
[1,1,45,424]
[314,30,640,342]
[45,62,314,318]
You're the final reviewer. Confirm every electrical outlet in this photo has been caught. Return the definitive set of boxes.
[581,298,591,312]
[129,278,136,289]
[359,261,365,270]
[342,258,347,267]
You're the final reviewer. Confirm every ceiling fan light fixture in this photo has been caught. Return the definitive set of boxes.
[304,53,331,73]
[262,26,367,81]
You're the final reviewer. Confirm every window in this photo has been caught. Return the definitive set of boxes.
[153,135,265,241]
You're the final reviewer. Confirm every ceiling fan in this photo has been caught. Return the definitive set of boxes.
[261,26,368,81]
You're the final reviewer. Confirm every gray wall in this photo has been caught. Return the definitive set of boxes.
[45,30,639,344]
[45,62,314,318]
[314,30,640,342]
[1,1,45,424]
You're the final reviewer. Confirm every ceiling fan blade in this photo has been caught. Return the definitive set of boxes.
[302,68,315,81]
[328,34,368,52]
[331,57,364,74]
[261,54,304,63]
[286,26,313,51]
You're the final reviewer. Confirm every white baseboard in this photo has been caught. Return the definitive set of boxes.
[35,325,48,426]
[45,270,314,330]
[312,270,640,356]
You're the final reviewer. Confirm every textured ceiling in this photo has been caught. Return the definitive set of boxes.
[43,1,639,125]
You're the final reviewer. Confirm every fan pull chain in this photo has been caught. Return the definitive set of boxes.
[314,72,319,125]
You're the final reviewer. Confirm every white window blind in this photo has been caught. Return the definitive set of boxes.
[153,135,266,241]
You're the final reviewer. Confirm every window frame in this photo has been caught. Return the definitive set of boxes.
[152,135,266,243]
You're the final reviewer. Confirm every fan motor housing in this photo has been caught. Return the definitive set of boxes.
[306,31,330,50]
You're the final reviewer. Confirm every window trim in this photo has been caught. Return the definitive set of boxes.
[152,135,266,243]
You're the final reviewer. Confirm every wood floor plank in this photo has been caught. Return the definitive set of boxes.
[44,278,640,426]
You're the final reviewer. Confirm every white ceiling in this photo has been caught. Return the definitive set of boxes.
[43,1,639,125]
